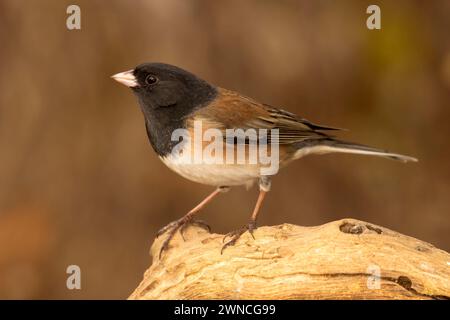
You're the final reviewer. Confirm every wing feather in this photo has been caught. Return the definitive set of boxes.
[189,88,343,145]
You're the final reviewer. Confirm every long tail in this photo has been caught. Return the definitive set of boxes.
[294,139,418,163]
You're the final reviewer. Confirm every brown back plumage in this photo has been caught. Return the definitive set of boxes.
[190,88,417,163]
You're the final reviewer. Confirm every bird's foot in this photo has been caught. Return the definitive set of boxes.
[221,221,257,254]
[157,216,211,259]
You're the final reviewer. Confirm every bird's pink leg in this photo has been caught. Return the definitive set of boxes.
[221,189,268,253]
[157,187,225,259]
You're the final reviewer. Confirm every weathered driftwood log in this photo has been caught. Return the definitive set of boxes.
[129,218,450,300]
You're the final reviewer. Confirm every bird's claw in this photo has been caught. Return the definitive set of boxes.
[156,220,179,238]
[221,221,257,254]
[180,219,211,241]
[157,217,211,259]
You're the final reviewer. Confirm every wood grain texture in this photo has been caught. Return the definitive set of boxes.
[129,219,450,300]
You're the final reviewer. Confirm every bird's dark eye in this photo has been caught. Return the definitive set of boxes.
[145,75,159,86]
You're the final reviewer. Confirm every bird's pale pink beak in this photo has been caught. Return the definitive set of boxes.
[111,70,138,88]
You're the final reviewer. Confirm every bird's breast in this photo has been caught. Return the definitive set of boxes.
[159,153,261,187]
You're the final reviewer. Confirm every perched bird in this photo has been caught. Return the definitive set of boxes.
[112,63,417,258]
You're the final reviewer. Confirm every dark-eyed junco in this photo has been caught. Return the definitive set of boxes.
[112,63,417,258]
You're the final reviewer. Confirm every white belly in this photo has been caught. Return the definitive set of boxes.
[160,155,260,187]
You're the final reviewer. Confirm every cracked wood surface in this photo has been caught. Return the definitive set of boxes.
[129,218,450,300]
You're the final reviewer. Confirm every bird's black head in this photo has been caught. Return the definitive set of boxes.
[113,62,217,113]
[112,63,218,156]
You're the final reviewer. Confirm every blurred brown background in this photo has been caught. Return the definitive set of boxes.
[0,0,449,299]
